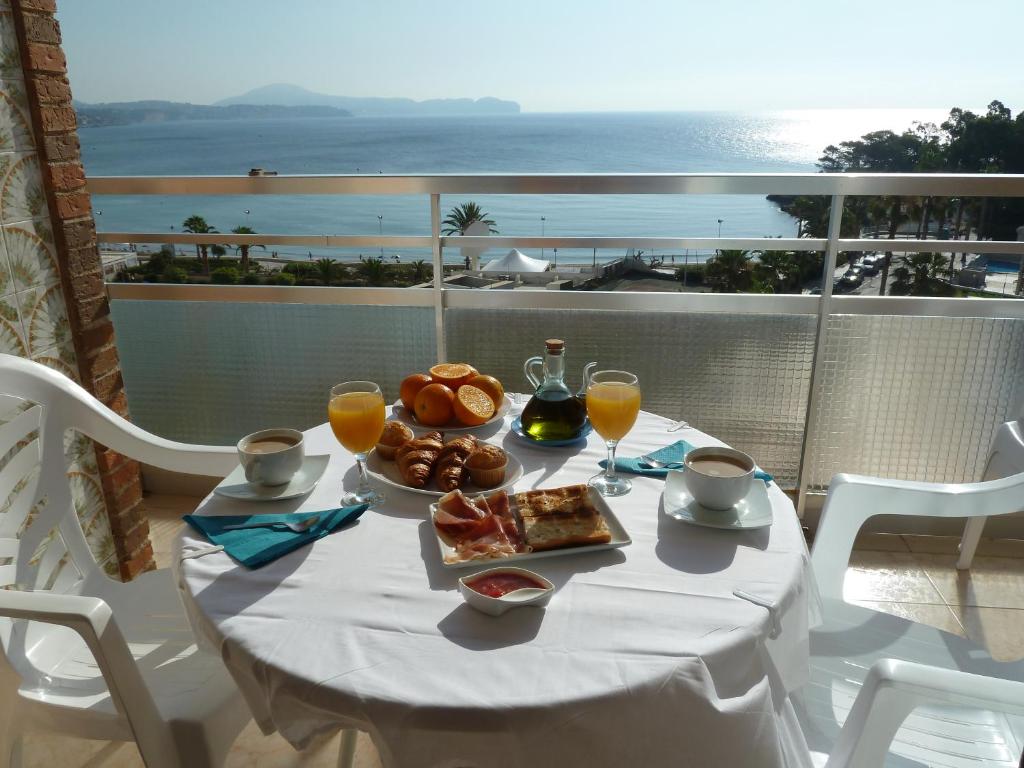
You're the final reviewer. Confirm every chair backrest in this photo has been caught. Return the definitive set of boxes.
[811,470,1024,603]
[0,357,119,685]
[982,419,1024,481]
[0,392,100,596]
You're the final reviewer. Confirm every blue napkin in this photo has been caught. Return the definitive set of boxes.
[600,440,774,482]
[183,505,368,569]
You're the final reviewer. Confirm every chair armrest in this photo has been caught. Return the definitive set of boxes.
[825,659,1024,768]
[0,590,171,750]
[0,354,239,477]
[812,472,1024,601]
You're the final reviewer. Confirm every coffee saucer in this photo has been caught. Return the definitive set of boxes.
[214,455,330,502]
[662,480,773,530]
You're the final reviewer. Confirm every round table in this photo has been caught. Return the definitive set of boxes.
[175,407,815,768]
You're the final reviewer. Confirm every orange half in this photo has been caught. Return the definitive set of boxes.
[429,362,476,388]
[453,385,496,426]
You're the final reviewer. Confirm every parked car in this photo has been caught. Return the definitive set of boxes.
[839,270,863,289]
[858,259,880,276]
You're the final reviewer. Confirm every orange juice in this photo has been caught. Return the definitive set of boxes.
[586,381,641,441]
[328,391,386,453]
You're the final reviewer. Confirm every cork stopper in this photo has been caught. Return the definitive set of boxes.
[545,338,565,352]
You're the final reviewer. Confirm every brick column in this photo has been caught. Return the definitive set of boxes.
[11,0,154,579]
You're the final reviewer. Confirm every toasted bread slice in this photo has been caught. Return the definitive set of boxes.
[523,512,611,551]
[514,484,597,518]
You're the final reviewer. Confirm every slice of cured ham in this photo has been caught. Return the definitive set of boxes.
[435,490,526,563]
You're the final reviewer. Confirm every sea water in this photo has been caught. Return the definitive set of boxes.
[80,109,948,264]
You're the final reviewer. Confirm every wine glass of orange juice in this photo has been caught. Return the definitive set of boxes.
[586,370,641,497]
[328,381,387,506]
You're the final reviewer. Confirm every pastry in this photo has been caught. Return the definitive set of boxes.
[395,431,443,488]
[435,435,477,492]
[376,420,414,461]
[465,444,508,488]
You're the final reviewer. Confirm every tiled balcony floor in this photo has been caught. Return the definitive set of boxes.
[21,496,1024,767]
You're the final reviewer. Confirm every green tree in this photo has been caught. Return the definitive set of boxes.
[314,257,337,285]
[231,226,265,273]
[442,202,498,235]
[359,257,388,286]
[268,271,296,286]
[753,251,802,293]
[161,265,188,284]
[410,259,430,283]
[182,215,219,275]
[890,253,954,296]
[211,266,239,285]
[704,250,753,293]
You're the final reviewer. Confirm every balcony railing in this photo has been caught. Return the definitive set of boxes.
[89,173,1024,514]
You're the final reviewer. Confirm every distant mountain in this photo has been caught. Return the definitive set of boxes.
[75,99,352,128]
[215,84,520,116]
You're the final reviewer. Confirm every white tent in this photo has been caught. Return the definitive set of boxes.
[481,249,550,273]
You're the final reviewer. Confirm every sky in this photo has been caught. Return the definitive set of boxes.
[58,0,1023,113]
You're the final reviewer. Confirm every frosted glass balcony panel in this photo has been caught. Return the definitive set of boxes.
[445,307,816,487]
[804,314,1024,492]
[110,300,436,445]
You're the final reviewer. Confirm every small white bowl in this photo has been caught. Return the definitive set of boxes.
[458,567,554,616]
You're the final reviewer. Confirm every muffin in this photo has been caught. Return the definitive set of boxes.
[465,444,509,488]
[376,420,414,460]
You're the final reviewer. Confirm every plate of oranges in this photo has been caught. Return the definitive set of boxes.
[394,363,510,430]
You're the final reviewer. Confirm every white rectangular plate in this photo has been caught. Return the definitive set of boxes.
[430,486,632,569]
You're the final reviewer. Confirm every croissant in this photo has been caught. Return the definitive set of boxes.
[435,435,477,492]
[395,431,443,488]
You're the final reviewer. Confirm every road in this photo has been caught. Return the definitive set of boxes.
[832,262,884,296]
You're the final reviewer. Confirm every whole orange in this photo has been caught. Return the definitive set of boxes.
[463,374,504,410]
[453,385,495,426]
[414,383,456,426]
[400,373,433,411]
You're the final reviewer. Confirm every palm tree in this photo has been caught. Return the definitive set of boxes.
[704,250,752,293]
[753,251,801,293]
[182,215,218,275]
[359,257,388,286]
[866,197,908,296]
[231,226,265,273]
[314,257,336,285]
[890,252,951,296]
[442,202,498,236]
[410,259,430,283]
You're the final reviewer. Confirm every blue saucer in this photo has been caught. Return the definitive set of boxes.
[510,417,593,447]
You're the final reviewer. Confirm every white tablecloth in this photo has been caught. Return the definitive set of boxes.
[175,407,817,768]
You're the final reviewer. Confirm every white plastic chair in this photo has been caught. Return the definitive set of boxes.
[957,419,1024,569]
[796,470,1024,767]
[0,354,249,767]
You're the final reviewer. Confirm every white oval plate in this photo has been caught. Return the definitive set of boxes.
[662,480,773,530]
[365,447,522,498]
[213,454,330,502]
[430,485,632,569]
[390,394,512,432]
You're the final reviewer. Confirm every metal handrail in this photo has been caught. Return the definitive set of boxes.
[86,172,1024,197]
[93,171,1024,511]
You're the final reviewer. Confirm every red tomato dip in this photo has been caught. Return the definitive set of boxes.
[465,572,546,598]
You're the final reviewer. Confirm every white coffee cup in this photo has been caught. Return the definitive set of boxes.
[237,428,304,486]
[680,446,755,510]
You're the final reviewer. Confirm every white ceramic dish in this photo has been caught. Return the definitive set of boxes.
[365,446,523,498]
[662,477,773,530]
[213,454,330,502]
[431,486,632,569]
[458,567,554,616]
[390,394,512,432]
